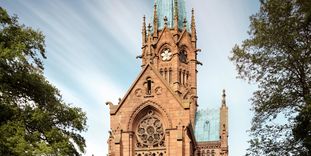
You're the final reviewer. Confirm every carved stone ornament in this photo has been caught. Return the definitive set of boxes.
[136,110,165,148]
[135,88,143,97]
[161,48,172,61]
[155,87,162,95]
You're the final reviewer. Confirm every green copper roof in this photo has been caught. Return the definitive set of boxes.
[195,109,220,142]
[155,0,187,30]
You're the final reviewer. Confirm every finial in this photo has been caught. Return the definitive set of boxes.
[222,89,226,106]
[153,3,158,37]
[164,16,168,26]
[174,0,179,31]
[153,4,157,18]
[105,101,113,108]
[142,15,146,31]
[191,8,197,41]
[191,8,195,28]
[153,3,157,19]
[174,0,178,17]
[183,18,187,28]
[147,23,152,35]
[142,15,147,45]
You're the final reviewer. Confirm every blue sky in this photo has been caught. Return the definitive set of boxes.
[1,0,260,155]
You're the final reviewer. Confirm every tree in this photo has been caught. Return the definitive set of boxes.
[230,0,311,155]
[0,7,87,155]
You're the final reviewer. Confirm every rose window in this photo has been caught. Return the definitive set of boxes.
[161,48,172,61]
[136,110,165,148]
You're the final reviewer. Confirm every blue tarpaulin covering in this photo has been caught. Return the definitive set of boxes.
[195,109,220,142]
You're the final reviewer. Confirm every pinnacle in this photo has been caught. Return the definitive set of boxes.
[222,89,226,106]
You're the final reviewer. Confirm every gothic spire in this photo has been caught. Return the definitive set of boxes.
[183,18,187,29]
[147,23,152,37]
[191,8,197,42]
[221,89,226,107]
[164,16,168,26]
[153,3,158,37]
[174,0,179,31]
[142,15,146,45]
[146,23,153,64]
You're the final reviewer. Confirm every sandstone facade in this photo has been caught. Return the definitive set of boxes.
[106,1,229,155]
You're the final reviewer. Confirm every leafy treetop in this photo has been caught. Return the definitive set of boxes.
[0,7,87,156]
[230,0,311,155]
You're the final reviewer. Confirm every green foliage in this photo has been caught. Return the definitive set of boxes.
[0,7,87,155]
[230,0,311,155]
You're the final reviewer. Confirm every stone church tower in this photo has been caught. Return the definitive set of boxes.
[106,0,229,155]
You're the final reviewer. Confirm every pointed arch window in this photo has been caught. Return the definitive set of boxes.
[211,150,215,156]
[207,150,211,156]
[164,68,168,80]
[182,70,186,85]
[179,69,182,84]
[168,68,172,83]
[186,71,189,85]
[179,50,187,63]
[146,77,153,95]
[202,150,206,156]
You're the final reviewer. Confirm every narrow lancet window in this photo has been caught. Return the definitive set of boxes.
[179,69,182,84]
[169,68,172,83]
[146,77,152,95]
[182,70,186,85]
[186,71,189,85]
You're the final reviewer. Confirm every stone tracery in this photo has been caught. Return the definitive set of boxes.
[136,110,165,148]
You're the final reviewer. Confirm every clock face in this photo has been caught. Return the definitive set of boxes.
[161,48,172,61]
[179,50,187,63]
